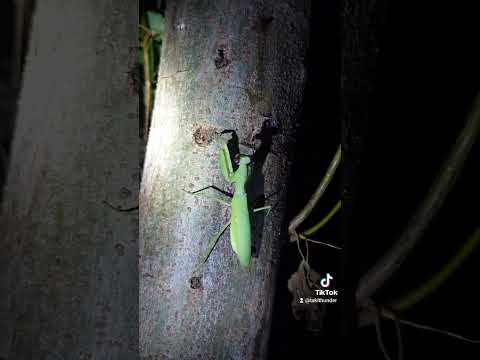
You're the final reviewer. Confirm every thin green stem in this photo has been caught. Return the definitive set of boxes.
[357,91,480,303]
[301,200,341,237]
[389,225,480,312]
[288,144,341,240]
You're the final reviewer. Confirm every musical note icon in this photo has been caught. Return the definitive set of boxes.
[321,273,333,288]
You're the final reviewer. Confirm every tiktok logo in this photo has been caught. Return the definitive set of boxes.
[320,273,333,288]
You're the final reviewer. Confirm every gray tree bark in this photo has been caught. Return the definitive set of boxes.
[0,1,138,359]
[140,1,310,359]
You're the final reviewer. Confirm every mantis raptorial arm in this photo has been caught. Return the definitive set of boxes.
[219,143,235,181]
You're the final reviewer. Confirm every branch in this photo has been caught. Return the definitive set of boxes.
[394,318,480,344]
[389,225,480,311]
[360,305,480,351]
[356,91,480,304]
[301,200,341,237]
[288,143,341,240]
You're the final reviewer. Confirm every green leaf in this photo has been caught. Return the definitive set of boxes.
[147,11,165,41]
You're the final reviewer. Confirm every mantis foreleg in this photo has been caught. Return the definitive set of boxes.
[219,143,235,181]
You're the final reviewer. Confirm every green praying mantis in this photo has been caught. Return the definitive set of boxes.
[185,133,342,277]
[185,135,271,272]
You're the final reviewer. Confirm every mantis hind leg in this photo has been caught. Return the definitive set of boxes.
[193,220,231,276]
[182,186,232,207]
[250,191,278,217]
[253,205,271,216]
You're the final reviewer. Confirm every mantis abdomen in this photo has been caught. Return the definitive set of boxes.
[230,192,251,268]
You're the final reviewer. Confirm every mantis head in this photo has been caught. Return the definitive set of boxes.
[234,154,251,167]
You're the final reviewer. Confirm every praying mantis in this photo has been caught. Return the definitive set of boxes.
[185,134,270,272]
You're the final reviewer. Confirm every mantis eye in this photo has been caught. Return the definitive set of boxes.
[234,154,240,165]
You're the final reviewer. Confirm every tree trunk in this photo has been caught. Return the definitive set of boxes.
[0,1,138,359]
[140,1,310,358]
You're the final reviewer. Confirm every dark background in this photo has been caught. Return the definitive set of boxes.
[271,0,480,358]
[0,1,16,194]
[1,0,478,358]
[351,2,479,358]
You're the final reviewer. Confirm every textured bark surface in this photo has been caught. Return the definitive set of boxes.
[0,1,138,359]
[140,1,310,359]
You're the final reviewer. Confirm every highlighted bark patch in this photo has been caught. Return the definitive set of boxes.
[193,125,217,146]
